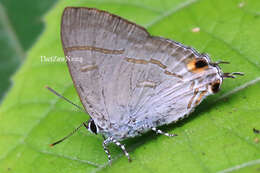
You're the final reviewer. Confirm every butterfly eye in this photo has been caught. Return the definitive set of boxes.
[211,80,221,93]
[89,119,98,134]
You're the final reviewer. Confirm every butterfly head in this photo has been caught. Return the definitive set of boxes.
[87,119,100,134]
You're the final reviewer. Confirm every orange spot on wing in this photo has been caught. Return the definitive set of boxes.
[187,58,208,73]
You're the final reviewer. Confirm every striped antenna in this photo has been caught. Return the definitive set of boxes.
[50,122,88,147]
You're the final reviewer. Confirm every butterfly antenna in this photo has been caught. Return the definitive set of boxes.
[223,72,244,78]
[210,60,230,66]
[45,86,85,112]
[50,122,88,147]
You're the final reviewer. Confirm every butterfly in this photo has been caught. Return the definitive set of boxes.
[48,7,243,163]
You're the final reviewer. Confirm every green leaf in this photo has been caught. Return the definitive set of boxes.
[0,0,57,101]
[0,0,260,172]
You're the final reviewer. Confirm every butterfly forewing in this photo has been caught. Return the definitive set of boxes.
[61,7,220,139]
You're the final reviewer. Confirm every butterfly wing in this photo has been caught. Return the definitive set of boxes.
[61,7,222,136]
[61,7,150,129]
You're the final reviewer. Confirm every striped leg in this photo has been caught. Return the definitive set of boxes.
[152,127,177,137]
[112,138,131,162]
[103,137,112,164]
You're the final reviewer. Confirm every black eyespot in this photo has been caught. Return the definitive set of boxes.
[90,120,97,134]
[211,81,221,93]
[195,59,208,68]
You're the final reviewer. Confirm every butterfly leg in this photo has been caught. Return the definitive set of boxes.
[152,127,177,137]
[111,138,132,162]
[103,137,112,164]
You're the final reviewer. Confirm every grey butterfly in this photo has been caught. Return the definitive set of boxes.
[48,7,243,163]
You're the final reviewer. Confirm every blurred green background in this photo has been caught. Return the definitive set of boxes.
[0,0,57,102]
[0,0,260,173]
